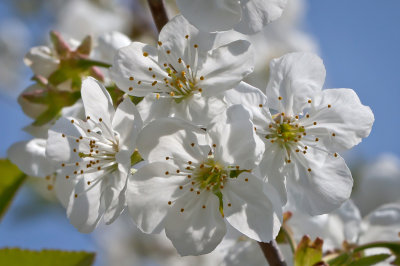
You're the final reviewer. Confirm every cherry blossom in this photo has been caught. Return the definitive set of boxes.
[111,15,254,125]
[127,105,282,255]
[46,77,142,232]
[225,52,374,215]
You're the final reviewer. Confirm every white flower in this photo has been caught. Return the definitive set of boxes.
[46,77,142,232]
[176,0,287,34]
[111,15,254,125]
[127,105,282,256]
[225,52,374,215]
[352,154,400,215]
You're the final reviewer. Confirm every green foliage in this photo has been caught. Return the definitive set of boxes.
[327,241,400,265]
[347,254,391,266]
[294,236,323,266]
[0,249,95,266]
[0,159,26,220]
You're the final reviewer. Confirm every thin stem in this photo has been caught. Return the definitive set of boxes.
[147,0,169,33]
[282,226,296,254]
[258,240,287,266]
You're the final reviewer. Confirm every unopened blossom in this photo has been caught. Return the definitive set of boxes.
[46,77,142,232]
[111,15,254,125]
[127,105,282,256]
[225,52,374,215]
[176,0,287,34]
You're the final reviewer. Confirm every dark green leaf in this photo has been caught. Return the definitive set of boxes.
[347,254,391,266]
[77,59,112,69]
[0,159,26,220]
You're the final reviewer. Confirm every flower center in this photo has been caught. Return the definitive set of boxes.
[164,67,201,102]
[194,157,228,193]
[266,114,305,147]
[60,117,119,187]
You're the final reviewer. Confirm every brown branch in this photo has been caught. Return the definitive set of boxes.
[258,240,287,266]
[147,0,169,33]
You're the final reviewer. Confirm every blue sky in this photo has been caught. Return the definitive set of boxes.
[0,0,399,265]
[305,0,400,158]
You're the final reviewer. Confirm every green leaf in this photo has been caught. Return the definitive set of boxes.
[0,159,26,219]
[354,241,400,265]
[0,248,95,266]
[77,58,112,69]
[347,254,391,266]
[327,252,352,266]
[294,235,323,266]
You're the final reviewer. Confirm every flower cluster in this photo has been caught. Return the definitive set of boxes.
[8,1,375,260]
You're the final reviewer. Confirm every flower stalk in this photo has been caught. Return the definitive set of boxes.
[258,240,287,266]
[147,0,169,33]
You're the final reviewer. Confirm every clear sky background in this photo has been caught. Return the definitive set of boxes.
[0,0,399,265]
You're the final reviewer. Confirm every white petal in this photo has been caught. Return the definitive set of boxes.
[224,82,273,128]
[359,203,400,244]
[333,200,362,244]
[67,178,104,233]
[111,42,167,96]
[136,94,172,124]
[171,93,227,127]
[224,172,282,242]
[235,0,287,34]
[136,118,208,166]
[95,31,131,64]
[266,52,326,115]
[112,97,142,154]
[198,40,254,97]
[288,149,353,215]
[176,0,242,32]
[259,143,288,204]
[305,88,374,151]
[102,185,126,225]
[127,162,187,234]
[164,190,227,256]
[81,77,115,127]
[46,117,83,162]
[24,45,59,77]
[158,15,203,68]
[7,139,55,177]
[208,105,264,169]
[54,173,76,208]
